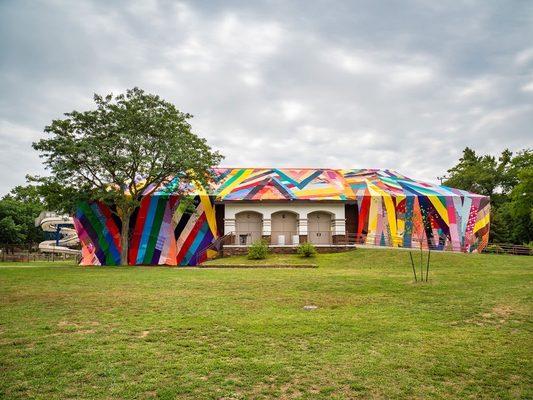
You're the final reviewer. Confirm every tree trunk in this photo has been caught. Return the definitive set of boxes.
[120,212,131,266]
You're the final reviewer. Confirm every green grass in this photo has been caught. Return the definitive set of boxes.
[202,253,317,267]
[0,249,531,399]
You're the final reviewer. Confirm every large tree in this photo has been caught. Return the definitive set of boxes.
[32,88,223,264]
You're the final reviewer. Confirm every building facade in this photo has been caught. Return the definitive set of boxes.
[74,168,491,265]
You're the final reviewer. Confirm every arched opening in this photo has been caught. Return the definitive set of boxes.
[235,211,263,245]
[271,211,298,245]
[307,211,332,245]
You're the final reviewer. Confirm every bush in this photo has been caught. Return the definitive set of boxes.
[297,242,317,257]
[484,244,503,254]
[247,239,269,260]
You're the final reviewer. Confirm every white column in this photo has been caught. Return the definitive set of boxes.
[332,218,346,235]
[224,218,235,235]
[298,218,308,235]
[262,218,271,236]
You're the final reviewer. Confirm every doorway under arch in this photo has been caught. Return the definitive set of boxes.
[271,211,298,245]
[235,211,263,245]
[307,211,332,245]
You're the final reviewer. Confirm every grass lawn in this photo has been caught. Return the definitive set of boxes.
[0,249,531,399]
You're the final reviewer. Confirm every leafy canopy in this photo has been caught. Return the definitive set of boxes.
[32,87,223,214]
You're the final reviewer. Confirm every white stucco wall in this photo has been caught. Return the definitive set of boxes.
[223,202,346,236]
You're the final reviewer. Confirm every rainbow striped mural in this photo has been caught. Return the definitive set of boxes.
[74,195,218,266]
[73,168,490,265]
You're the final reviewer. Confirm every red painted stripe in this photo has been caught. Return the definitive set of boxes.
[97,202,122,250]
[129,196,151,264]
[176,213,207,264]
[357,195,371,236]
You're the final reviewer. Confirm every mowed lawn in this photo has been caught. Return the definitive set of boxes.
[0,250,531,399]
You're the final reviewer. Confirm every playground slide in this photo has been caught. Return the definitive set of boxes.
[36,212,81,255]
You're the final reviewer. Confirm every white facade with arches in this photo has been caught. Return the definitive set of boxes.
[223,202,346,245]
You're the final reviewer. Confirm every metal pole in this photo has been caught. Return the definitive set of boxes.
[409,252,417,282]
[420,246,423,282]
[426,250,430,282]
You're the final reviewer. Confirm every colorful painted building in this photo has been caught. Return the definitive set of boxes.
[74,168,491,265]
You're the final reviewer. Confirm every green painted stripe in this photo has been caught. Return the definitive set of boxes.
[143,196,168,263]
[79,202,116,265]
[216,169,245,193]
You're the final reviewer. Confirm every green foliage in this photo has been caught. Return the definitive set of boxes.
[247,239,269,259]
[0,216,24,244]
[444,147,510,197]
[31,87,223,264]
[297,242,317,257]
[444,147,532,245]
[0,185,45,245]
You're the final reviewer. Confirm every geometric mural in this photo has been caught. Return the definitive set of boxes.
[210,168,490,252]
[72,168,491,265]
[74,194,218,266]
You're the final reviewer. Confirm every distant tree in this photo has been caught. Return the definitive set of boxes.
[507,155,533,243]
[0,185,45,246]
[32,88,223,265]
[444,147,532,245]
[443,147,512,197]
[0,216,24,244]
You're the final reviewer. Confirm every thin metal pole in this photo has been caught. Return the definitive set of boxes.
[420,246,423,282]
[409,252,417,282]
[426,250,431,282]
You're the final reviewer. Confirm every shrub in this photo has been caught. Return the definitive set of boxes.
[297,242,317,257]
[484,244,502,254]
[247,239,269,260]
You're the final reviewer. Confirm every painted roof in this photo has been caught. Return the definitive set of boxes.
[209,168,487,201]
[146,168,486,200]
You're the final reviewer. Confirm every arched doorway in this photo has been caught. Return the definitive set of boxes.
[307,211,332,245]
[235,211,262,245]
[271,211,298,245]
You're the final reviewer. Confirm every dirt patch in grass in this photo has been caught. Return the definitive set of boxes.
[492,304,513,318]
[464,304,520,327]
[56,321,98,334]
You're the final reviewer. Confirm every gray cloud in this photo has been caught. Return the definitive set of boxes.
[1,0,532,195]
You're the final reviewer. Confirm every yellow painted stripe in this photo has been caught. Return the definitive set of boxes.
[365,182,381,244]
[368,181,400,246]
[217,168,254,199]
[199,194,218,237]
[473,212,490,233]
[293,188,343,196]
[428,196,450,226]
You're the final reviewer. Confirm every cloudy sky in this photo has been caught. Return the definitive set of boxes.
[1,0,532,195]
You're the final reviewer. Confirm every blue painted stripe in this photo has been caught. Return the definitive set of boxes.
[136,197,160,264]
[183,222,210,265]
[90,203,121,263]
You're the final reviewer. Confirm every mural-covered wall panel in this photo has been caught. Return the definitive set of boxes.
[74,195,218,266]
[354,194,490,253]
[72,167,491,264]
